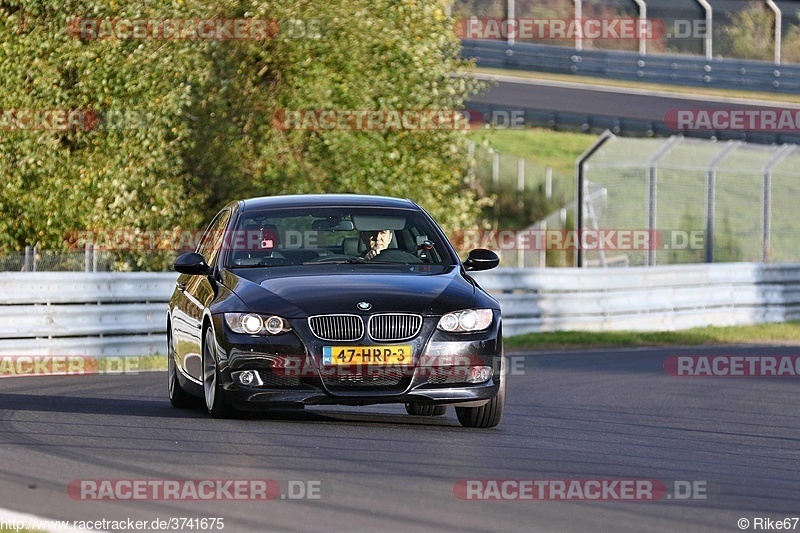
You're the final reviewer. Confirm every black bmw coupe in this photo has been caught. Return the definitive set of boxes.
[167,194,505,428]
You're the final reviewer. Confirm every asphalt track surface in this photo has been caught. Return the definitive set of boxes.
[470,74,800,124]
[0,345,798,533]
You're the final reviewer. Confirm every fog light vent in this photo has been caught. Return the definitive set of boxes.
[233,370,263,386]
[466,366,493,384]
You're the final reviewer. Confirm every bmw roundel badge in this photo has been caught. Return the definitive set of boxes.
[357,301,372,311]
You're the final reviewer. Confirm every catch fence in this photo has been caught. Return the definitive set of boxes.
[577,133,800,267]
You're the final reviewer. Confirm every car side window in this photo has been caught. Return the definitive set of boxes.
[196,209,231,267]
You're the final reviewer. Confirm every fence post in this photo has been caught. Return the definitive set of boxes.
[575,130,615,267]
[705,141,739,263]
[467,140,476,184]
[762,145,794,262]
[545,166,552,200]
[766,0,782,64]
[492,151,501,225]
[574,0,583,51]
[23,245,32,272]
[632,0,647,56]
[507,0,515,45]
[646,136,682,266]
[517,157,525,212]
[539,220,547,267]
[492,151,500,188]
[696,0,713,60]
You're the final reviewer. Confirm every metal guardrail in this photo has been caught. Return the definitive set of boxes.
[467,102,800,146]
[462,40,800,94]
[463,40,800,145]
[1,265,799,354]
[0,272,175,356]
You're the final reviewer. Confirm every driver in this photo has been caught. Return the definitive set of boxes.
[361,229,393,260]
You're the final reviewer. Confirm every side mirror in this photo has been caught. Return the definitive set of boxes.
[174,252,212,276]
[464,249,499,271]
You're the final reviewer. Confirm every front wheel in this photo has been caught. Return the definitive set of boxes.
[455,358,505,428]
[203,326,234,419]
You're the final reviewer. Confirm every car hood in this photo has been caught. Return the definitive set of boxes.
[222,267,483,317]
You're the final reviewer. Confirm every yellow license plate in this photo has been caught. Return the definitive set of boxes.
[322,345,412,365]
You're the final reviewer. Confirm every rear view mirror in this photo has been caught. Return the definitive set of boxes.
[311,219,355,231]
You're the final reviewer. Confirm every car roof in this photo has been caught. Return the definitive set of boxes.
[238,194,420,212]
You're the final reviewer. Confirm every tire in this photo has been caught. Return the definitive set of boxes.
[405,403,447,416]
[455,358,505,429]
[203,325,234,419]
[168,330,195,408]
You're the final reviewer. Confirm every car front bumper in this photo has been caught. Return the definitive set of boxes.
[211,314,503,408]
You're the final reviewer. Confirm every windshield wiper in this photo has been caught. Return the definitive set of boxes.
[228,262,287,268]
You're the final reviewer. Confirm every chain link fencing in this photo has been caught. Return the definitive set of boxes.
[467,140,575,267]
[578,134,800,267]
[0,245,114,272]
[4,134,798,271]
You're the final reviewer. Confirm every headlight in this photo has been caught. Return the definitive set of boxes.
[224,313,291,335]
[241,314,263,334]
[437,309,493,333]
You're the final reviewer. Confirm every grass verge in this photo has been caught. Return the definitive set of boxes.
[506,321,800,351]
[90,355,166,372]
[468,128,597,175]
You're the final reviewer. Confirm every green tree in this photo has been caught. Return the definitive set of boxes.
[718,0,800,63]
[718,1,776,61]
[0,0,485,269]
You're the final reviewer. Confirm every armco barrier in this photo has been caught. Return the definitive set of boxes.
[1,264,798,355]
[467,102,800,146]
[463,40,800,145]
[462,40,800,94]
[0,272,175,356]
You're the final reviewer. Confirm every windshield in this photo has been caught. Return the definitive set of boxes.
[224,207,455,269]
